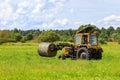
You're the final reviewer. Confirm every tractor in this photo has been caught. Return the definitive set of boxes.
[38,26,103,60]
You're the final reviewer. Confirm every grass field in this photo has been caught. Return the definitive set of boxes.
[0,42,120,80]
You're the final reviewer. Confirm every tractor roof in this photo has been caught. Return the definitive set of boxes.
[77,26,96,33]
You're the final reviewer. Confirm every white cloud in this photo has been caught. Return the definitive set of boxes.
[35,18,69,30]
[96,15,120,28]
[0,0,69,30]
[47,18,69,28]
[70,8,74,13]
[57,18,68,25]
[1,0,120,30]
[48,0,56,3]
[0,0,13,20]
[0,21,7,25]
[103,15,120,22]
[46,14,54,19]
[16,1,32,14]
[18,1,31,8]
[97,15,120,23]
[41,23,48,28]
[32,3,45,13]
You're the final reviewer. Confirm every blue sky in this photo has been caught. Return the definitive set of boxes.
[0,0,120,30]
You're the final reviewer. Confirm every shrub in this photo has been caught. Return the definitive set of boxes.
[61,36,73,42]
[118,39,120,44]
[38,30,60,42]
[99,38,107,44]
[20,36,27,43]
[8,38,16,42]
[0,30,10,43]
[117,36,120,44]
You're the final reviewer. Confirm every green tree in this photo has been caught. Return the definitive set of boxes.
[21,36,27,43]
[111,33,119,41]
[99,27,108,41]
[33,29,41,39]
[26,33,33,40]
[116,27,120,34]
[13,28,19,33]
[61,36,73,42]
[15,33,22,41]
[0,30,10,44]
[98,38,107,44]
[107,26,115,37]
[38,30,60,42]
[10,29,22,42]
[117,35,120,44]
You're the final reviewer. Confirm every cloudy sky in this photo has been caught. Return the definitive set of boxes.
[0,0,120,30]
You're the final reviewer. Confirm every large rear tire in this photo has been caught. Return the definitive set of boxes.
[94,52,102,60]
[76,47,91,60]
[93,49,102,60]
[98,52,102,59]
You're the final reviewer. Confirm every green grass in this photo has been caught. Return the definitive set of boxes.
[0,42,120,80]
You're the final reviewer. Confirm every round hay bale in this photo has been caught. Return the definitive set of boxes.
[38,42,57,57]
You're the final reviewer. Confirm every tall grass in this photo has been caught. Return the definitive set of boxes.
[0,42,120,80]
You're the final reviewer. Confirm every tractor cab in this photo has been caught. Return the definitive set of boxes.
[74,26,99,48]
[74,33,98,46]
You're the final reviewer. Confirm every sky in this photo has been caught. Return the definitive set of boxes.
[0,0,120,30]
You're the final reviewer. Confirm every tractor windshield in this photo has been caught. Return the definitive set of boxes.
[90,36,98,45]
[75,36,81,44]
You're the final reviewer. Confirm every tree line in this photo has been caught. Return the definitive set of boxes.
[0,24,120,44]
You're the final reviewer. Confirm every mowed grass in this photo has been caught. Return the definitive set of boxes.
[0,42,120,80]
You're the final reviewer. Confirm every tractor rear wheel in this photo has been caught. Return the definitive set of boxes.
[76,47,91,60]
[97,52,102,59]
[94,52,102,60]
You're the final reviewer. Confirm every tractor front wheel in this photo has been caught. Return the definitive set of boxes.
[76,47,91,60]
[58,54,66,60]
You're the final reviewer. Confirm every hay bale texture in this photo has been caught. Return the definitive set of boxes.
[38,42,57,57]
